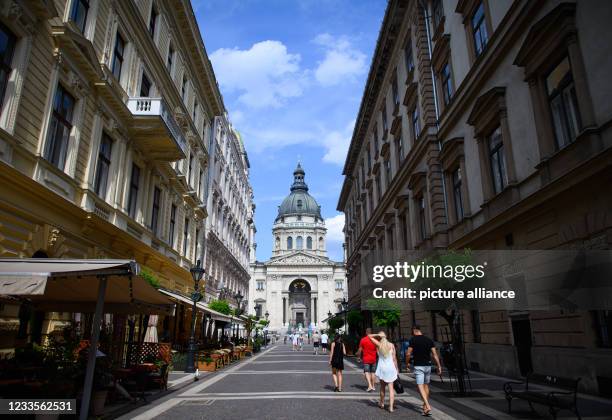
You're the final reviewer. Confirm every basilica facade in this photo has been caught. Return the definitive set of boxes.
[249,164,346,333]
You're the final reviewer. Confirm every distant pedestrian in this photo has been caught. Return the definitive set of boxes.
[368,332,399,413]
[406,325,442,417]
[312,330,321,355]
[284,335,287,345]
[329,335,346,392]
[292,333,299,351]
[321,331,329,354]
[299,333,304,351]
[356,327,377,392]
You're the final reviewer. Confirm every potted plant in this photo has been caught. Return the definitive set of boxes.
[197,355,216,372]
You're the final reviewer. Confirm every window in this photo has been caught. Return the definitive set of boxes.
[471,2,488,57]
[181,75,188,101]
[392,76,399,106]
[373,123,379,150]
[94,133,112,198]
[367,146,372,171]
[0,23,16,112]
[452,167,464,222]
[395,135,404,166]
[400,211,409,249]
[151,186,161,235]
[148,6,158,38]
[335,281,343,291]
[412,107,421,140]
[194,228,199,259]
[306,236,313,249]
[296,236,303,249]
[432,0,444,30]
[169,204,176,247]
[440,62,453,105]
[140,72,151,97]
[188,154,194,184]
[297,215,302,221]
[287,236,293,249]
[45,84,75,169]
[384,159,391,188]
[546,57,581,149]
[193,99,198,122]
[382,103,388,132]
[418,196,427,240]
[387,225,394,249]
[127,163,140,218]
[70,0,90,33]
[183,217,189,254]
[488,126,507,194]
[405,41,414,74]
[375,174,381,200]
[167,44,174,72]
[297,199,303,209]
[112,33,125,81]
[256,281,264,291]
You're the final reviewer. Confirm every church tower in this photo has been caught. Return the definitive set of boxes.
[249,163,346,334]
[272,163,327,257]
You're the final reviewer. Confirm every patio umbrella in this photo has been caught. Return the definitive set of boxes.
[144,314,159,343]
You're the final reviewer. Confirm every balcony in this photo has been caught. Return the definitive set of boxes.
[127,98,187,161]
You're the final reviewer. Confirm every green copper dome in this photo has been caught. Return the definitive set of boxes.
[276,163,322,221]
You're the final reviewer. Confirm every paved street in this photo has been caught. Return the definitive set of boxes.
[121,343,462,420]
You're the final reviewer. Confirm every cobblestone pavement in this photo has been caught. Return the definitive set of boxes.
[119,343,463,420]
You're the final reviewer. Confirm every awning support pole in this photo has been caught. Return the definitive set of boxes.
[79,276,107,420]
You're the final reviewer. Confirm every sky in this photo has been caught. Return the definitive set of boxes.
[194,0,387,262]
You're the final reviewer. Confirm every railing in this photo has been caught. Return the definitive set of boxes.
[127,97,188,157]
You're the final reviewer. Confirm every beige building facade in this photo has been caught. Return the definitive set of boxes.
[337,0,612,394]
[0,0,234,347]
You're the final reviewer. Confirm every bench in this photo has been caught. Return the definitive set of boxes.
[504,373,581,419]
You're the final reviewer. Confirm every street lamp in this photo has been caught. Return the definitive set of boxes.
[264,311,270,347]
[185,260,205,373]
[341,298,348,335]
[234,291,244,339]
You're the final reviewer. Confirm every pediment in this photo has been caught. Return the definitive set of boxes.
[266,251,335,266]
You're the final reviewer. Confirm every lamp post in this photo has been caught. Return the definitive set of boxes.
[254,304,259,341]
[264,311,269,347]
[234,291,243,340]
[185,260,205,373]
[341,298,348,335]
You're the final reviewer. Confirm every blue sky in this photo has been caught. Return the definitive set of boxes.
[194,0,386,261]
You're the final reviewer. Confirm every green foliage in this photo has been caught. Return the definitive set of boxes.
[141,268,160,289]
[347,310,364,327]
[208,299,231,315]
[257,319,270,327]
[366,298,401,329]
[327,316,344,332]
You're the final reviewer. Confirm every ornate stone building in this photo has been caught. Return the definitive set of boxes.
[203,114,254,311]
[250,164,346,333]
[0,0,232,348]
[337,0,612,394]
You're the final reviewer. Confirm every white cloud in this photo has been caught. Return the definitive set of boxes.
[210,41,306,109]
[325,214,345,243]
[313,33,367,86]
[321,119,354,165]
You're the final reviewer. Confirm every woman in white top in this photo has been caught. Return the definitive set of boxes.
[368,332,399,412]
[292,333,299,351]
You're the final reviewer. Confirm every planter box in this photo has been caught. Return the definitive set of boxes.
[197,361,216,372]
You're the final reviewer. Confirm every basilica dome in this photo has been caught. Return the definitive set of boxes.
[276,163,322,221]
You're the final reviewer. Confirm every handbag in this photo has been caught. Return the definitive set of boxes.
[393,378,405,394]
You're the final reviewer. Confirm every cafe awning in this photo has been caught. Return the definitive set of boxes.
[0,259,175,315]
[158,288,233,322]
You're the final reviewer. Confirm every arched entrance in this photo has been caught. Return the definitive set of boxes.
[288,279,311,330]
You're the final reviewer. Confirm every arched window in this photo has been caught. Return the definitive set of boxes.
[297,199,303,209]
[296,236,303,249]
[275,236,280,250]
[306,236,313,249]
[319,236,324,249]
[287,236,293,249]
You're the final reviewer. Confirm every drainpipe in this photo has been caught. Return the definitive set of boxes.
[418,0,449,226]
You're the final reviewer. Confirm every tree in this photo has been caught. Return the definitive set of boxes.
[208,299,231,315]
[367,298,401,337]
[327,316,344,334]
[347,309,364,330]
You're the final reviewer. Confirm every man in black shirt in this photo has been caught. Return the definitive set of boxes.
[407,325,442,416]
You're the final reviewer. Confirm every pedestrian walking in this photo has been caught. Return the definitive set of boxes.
[321,331,329,354]
[298,333,304,351]
[329,335,346,392]
[368,332,399,413]
[292,333,299,351]
[312,330,321,355]
[406,325,442,417]
[356,327,377,392]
